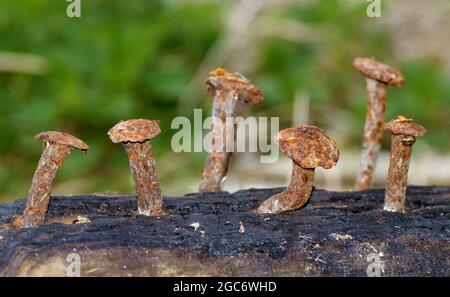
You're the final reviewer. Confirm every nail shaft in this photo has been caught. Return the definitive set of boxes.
[257,161,314,213]
[22,144,71,227]
[16,131,89,228]
[356,79,388,190]
[199,92,243,191]
[124,141,162,216]
[384,134,412,213]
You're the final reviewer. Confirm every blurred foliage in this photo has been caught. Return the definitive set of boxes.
[0,0,449,201]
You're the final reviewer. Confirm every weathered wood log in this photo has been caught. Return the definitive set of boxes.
[0,186,449,276]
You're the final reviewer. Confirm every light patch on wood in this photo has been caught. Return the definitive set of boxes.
[298,233,312,240]
[239,221,245,234]
[329,233,353,241]
[190,222,200,231]
[76,216,90,224]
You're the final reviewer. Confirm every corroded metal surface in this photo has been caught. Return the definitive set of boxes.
[355,79,388,190]
[199,68,263,192]
[384,135,412,213]
[18,144,72,227]
[276,125,339,169]
[124,142,162,216]
[354,57,405,191]
[198,92,242,192]
[257,125,339,214]
[108,119,161,143]
[384,116,427,137]
[108,119,162,216]
[353,57,405,87]
[256,162,315,213]
[199,153,232,192]
[35,131,89,150]
[384,117,427,213]
[205,68,263,106]
[16,131,89,227]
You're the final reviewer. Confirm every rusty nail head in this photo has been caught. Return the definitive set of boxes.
[108,119,161,144]
[205,68,264,106]
[353,57,405,87]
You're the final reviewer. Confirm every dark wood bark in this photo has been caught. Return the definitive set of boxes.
[0,186,449,276]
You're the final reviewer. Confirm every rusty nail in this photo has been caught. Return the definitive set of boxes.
[353,57,405,190]
[15,131,89,227]
[384,116,426,213]
[199,68,263,192]
[256,125,339,214]
[108,119,163,216]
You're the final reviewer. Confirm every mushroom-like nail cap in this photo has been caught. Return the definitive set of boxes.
[276,125,339,169]
[35,131,89,150]
[353,57,405,87]
[205,68,263,106]
[384,116,427,137]
[108,119,161,143]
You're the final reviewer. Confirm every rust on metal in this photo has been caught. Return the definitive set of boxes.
[108,119,161,143]
[384,116,427,213]
[353,57,405,87]
[257,125,339,214]
[35,131,89,151]
[199,68,263,192]
[17,131,89,228]
[108,119,163,216]
[384,116,427,137]
[355,78,387,190]
[276,125,339,169]
[123,142,162,216]
[354,57,405,190]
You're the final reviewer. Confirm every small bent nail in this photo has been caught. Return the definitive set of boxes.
[256,125,339,214]
[17,131,89,228]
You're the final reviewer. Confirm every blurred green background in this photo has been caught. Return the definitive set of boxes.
[1,0,449,202]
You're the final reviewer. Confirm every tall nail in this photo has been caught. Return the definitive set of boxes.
[353,57,405,190]
[199,68,263,192]
[257,125,339,214]
[18,131,89,227]
[384,116,426,213]
[108,119,163,216]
